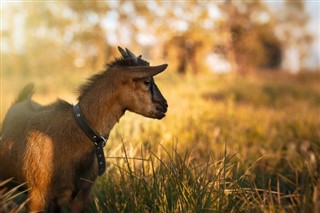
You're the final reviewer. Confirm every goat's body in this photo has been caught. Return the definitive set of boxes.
[0,99,98,211]
[0,83,128,211]
[0,47,168,212]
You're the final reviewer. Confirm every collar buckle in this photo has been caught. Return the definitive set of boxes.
[94,137,107,147]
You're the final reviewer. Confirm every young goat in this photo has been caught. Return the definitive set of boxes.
[0,47,168,212]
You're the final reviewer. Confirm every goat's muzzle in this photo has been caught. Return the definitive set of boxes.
[155,101,168,119]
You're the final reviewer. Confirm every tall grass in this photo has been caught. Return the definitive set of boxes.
[1,71,319,212]
[0,179,27,213]
[87,142,314,212]
[87,140,317,212]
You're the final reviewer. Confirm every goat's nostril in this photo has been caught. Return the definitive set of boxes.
[156,103,167,113]
[164,103,168,112]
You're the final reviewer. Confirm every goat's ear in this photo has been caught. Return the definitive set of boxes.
[124,64,168,79]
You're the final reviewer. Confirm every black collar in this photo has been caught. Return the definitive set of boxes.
[73,103,108,176]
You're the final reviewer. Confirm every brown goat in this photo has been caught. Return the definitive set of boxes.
[0,47,168,212]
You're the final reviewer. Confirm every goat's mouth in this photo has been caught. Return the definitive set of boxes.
[154,104,168,119]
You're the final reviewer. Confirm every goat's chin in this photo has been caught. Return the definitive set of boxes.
[144,111,166,120]
[155,111,166,120]
[130,108,166,120]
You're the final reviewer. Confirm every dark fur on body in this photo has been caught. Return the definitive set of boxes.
[0,48,168,212]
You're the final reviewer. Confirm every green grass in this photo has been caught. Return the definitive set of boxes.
[1,71,320,212]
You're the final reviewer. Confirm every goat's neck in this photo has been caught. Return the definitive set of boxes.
[78,90,124,137]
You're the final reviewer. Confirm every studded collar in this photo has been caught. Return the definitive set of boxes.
[73,103,107,176]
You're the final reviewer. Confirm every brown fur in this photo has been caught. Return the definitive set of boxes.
[0,49,168,212]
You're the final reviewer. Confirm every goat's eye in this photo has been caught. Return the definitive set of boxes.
[144,80,151,87]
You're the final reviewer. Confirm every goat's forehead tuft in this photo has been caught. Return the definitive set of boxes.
[107,57,149,68]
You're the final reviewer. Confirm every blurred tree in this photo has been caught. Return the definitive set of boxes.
[276,0,313,72]
[155,1,216,74]
[3,3,69,75]
[2,0,313,76]
[66,1,110,70]
[2,2,111,75]
[219,0,282,73]
[22,3,69,75]
[1,3,31,76]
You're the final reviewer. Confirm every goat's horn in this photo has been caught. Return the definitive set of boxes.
[125,48,138,61]
[125,64,168,79]
[118,46,129,58]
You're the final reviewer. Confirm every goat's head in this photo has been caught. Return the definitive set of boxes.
[115,47,168,119]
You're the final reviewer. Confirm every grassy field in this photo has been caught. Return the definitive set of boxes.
[1,70,320,212]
